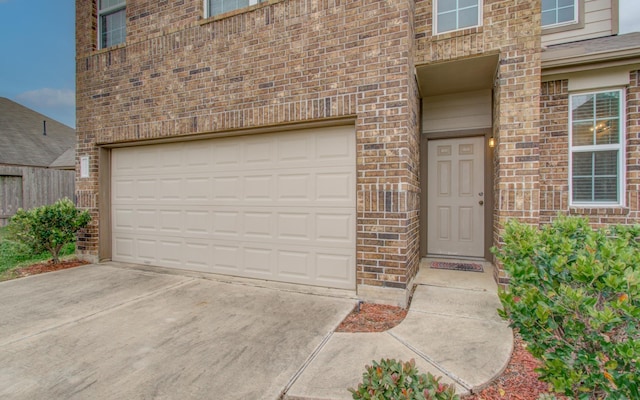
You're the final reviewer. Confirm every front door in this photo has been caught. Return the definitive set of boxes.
[427,137,484,257]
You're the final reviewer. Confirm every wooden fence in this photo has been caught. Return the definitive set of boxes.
[0,165,75,227]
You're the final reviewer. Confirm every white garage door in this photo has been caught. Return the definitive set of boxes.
[111,126,356,290]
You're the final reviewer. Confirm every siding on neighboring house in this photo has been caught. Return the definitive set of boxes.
[0,165,75,226]
[542,0,617,46]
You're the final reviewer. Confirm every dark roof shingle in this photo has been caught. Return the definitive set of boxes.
[0,97,76,168]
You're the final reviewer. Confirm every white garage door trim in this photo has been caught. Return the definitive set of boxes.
[111,126,356,290]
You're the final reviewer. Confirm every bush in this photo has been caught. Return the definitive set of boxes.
[494,216,640,399]
[349,358,459,400]
[7,198,91,264]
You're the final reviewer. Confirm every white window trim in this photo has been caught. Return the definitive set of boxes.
[568,88,626,207]
[97,0,126,49]
[204,0,261,18]
[542,0,579,29]
[433,0,483,35]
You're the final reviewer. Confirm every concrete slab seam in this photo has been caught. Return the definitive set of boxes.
[0,278,196,348]
[280,331,335,398]
[406,309,507,325]
[385,331,473,392]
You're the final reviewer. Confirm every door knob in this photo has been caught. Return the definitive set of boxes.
[479,200,484,206]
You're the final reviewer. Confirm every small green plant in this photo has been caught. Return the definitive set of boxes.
[494,216,640,399]
[349,358,459,400]
[7,198,91,264]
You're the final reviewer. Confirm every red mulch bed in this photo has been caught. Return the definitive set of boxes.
[335,304,564,399]
[463,335,565,400]
[6,259,89,279]
[336,302,408,332]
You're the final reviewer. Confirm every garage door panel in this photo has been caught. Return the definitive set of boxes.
[159,210,182,233]
[114,237,135,259]
[137,179,157,200]
[317,130,354,161]
[244,175,273,200]
[159,178,182,200]
[185,210,210,234]
[212,211,240,237]
[137,209,158,232]
[278,250,310,279]
[184,242,211,269]
[244,248,275,276]
[279,135,311,163]
[243,211,274,238]
[213,142,241,168]
[277,174,311,201]
[159,145,184,170]
[158,240,182,265]
[278,213,311,241]
[113,178,136,200]
[245,137,275,165]
[112,126,355,290]
[114,208,135,230]
[184,177,211,200]
[317,253,352,284]
[212,245,241,272]
[317,173,353,202]
[137,238,157,262]
[316,213,353,243]
[185,145,212,168]
[212,176,242,200]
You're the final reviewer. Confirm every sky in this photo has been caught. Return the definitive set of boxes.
[0,0,639,129]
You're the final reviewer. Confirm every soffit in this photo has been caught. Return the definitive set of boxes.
[415,54,499,97]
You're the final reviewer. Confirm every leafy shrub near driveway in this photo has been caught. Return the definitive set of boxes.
[494,216,640,399]
[349,358,459,400]
[7,198,90,264]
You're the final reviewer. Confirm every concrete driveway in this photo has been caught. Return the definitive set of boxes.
[0,262,355,400]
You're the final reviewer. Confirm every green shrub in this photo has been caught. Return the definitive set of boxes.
[349,358,459,400]
[7,198,90,264]
[494,216,640,399]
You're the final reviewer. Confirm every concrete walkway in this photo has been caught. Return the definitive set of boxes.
[285,258,513,399]
[0,259,512,399]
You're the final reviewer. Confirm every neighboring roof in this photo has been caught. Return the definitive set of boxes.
[0,97,76,168]
[542,32,640,71]
[49,147,75,170]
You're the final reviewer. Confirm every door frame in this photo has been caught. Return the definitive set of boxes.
[419,128,494,260]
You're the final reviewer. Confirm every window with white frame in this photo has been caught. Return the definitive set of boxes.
[206,0,262,17]
[570,90,624,205]
[434,0,481,34]
[98,0,126,49]
[542,0,577,27]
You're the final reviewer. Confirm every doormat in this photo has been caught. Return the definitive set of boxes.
[430,261,484,273]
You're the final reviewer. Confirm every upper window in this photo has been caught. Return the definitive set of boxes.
[542,0,577,27]
[569,90,625,206]
[434,0,481,34]
[99,0,126,49]
[206,0,262,17]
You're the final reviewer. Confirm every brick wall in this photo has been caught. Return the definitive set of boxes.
[76,0,420,302]
[538,72,640,227]
[539,79,570,224]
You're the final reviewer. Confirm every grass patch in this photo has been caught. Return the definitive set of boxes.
[0,226,76,275]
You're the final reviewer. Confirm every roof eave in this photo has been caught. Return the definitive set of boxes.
[542,47,640,76]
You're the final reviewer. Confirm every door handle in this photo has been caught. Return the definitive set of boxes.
[479,200,484,206]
